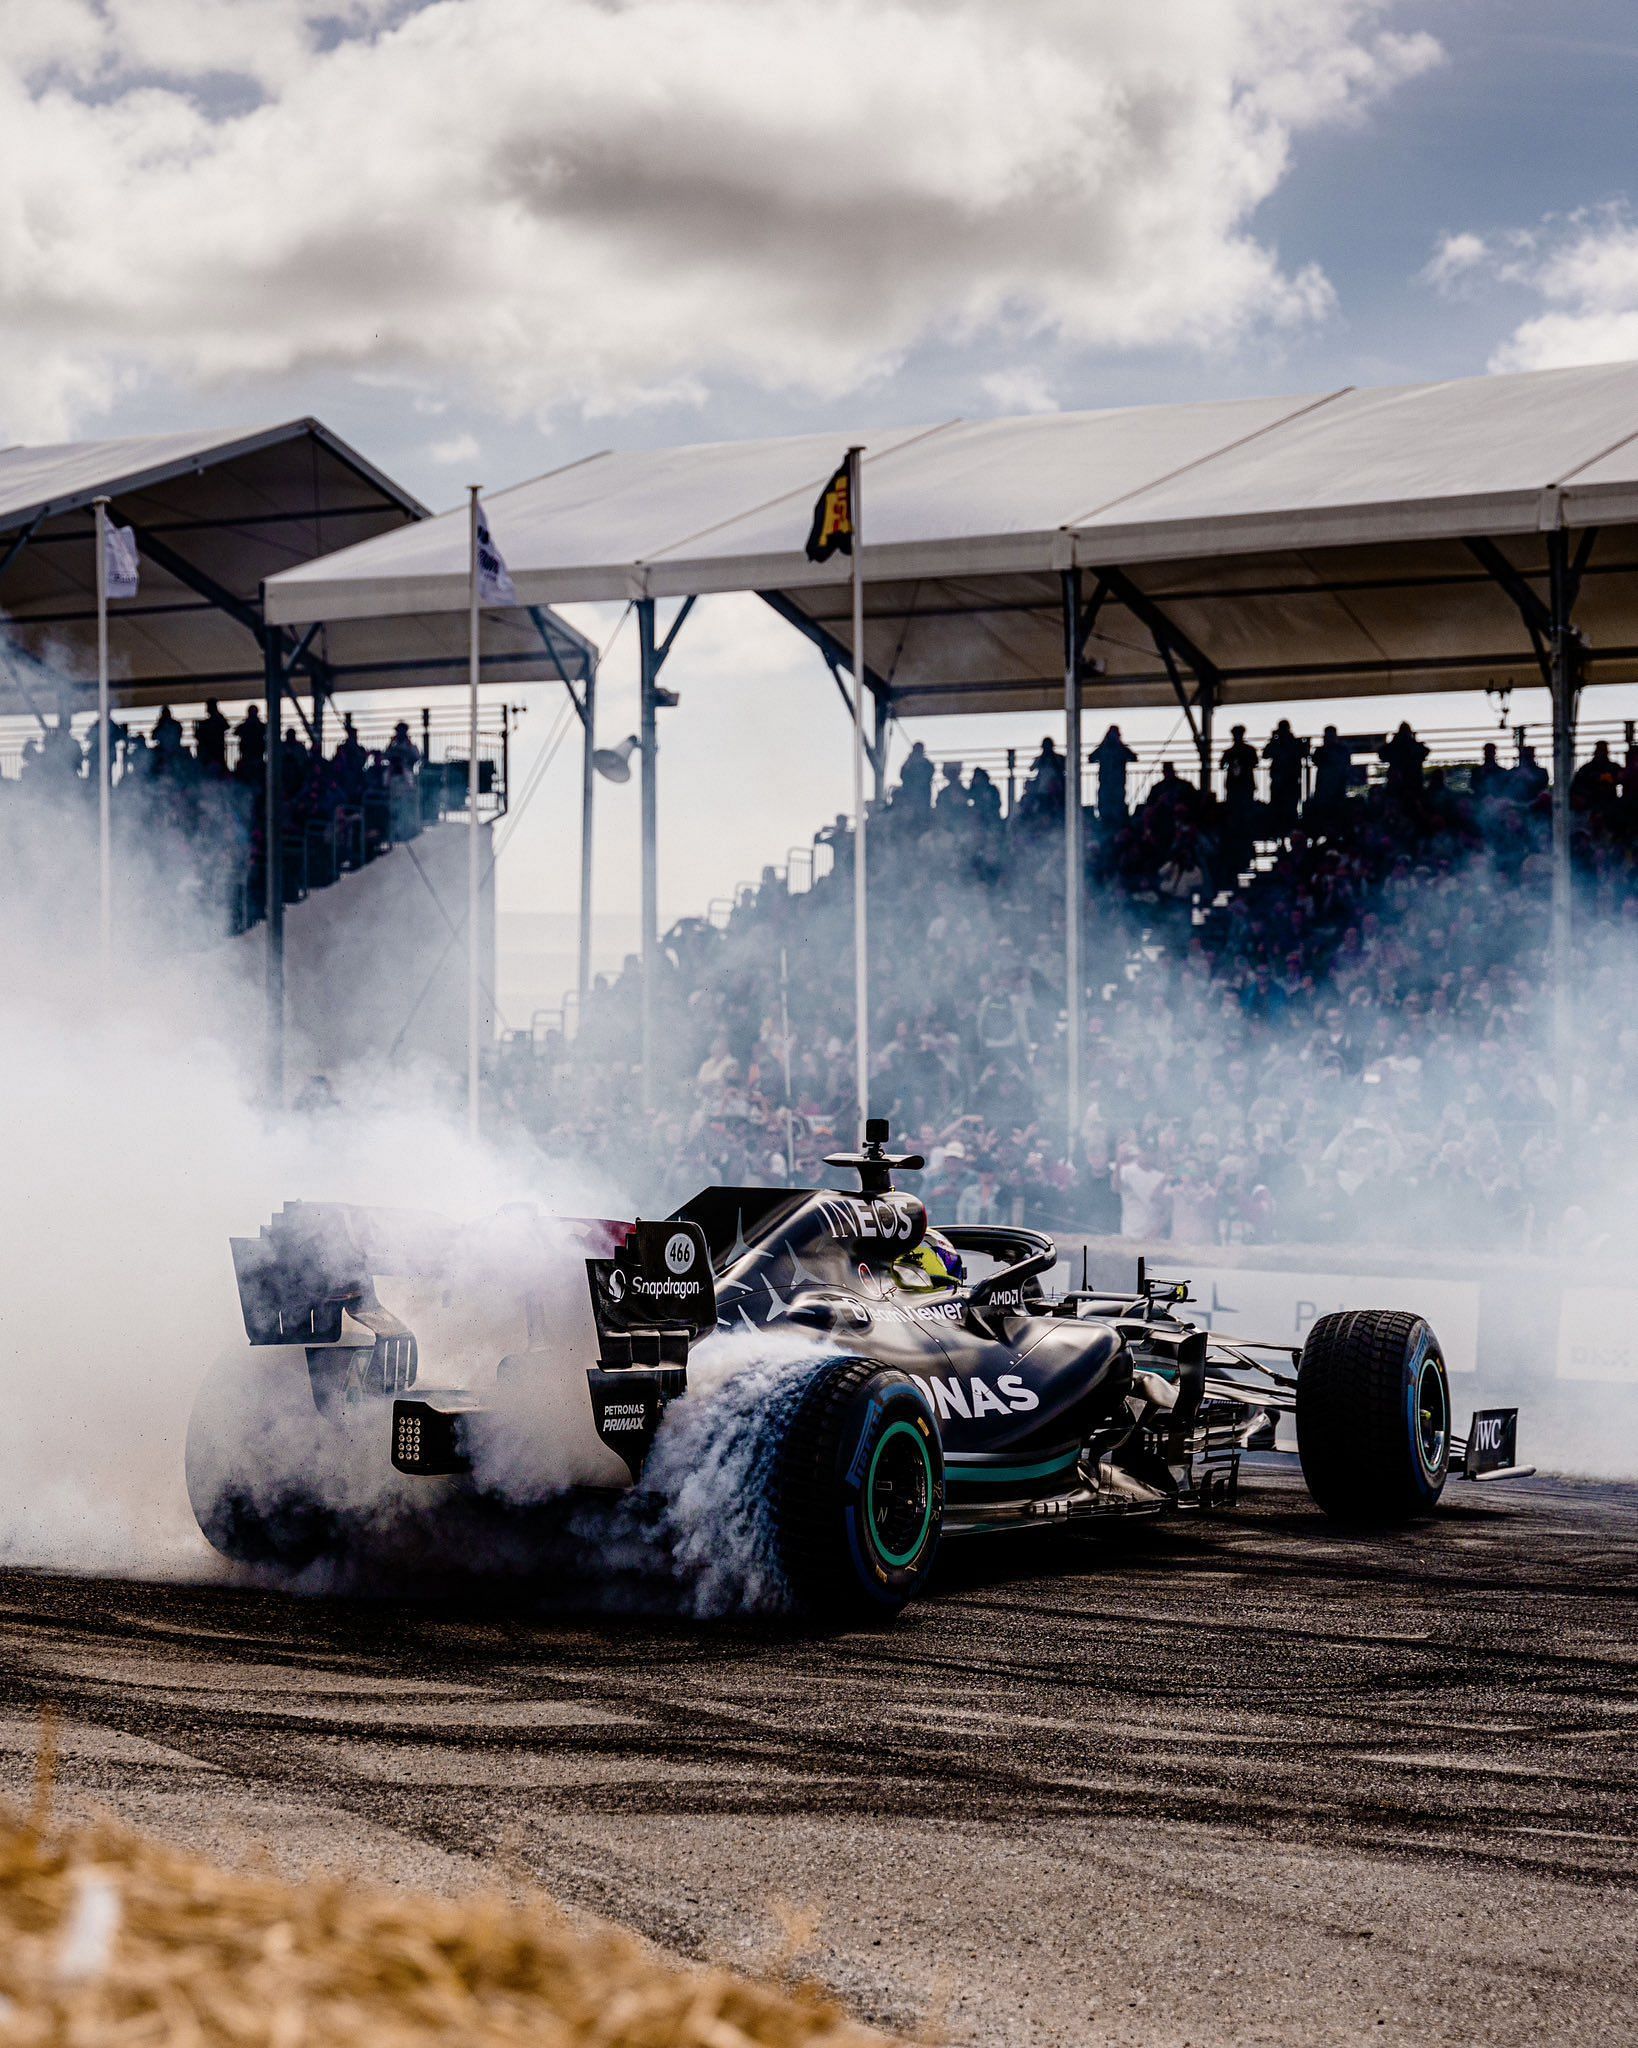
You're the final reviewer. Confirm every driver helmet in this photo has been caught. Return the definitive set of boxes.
[914,1228,966,1288]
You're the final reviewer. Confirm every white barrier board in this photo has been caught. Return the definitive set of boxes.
[1180,1267,1480,1375]
[1556,1287,1638,1382]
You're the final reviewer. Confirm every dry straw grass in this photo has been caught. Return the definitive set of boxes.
[0,1717,898,2047]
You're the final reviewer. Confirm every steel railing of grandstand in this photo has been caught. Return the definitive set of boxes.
[534,712,1632,1041]
[942,713,1638,815]
[2,702,523,949]
[0,702,517,823]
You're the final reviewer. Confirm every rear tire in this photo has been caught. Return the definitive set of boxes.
[185,1351,345,1570]
[1297,1309,1451,1524]
[768,1358,943,1622]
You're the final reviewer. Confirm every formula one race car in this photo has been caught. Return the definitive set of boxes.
[190,1123,1531,1621]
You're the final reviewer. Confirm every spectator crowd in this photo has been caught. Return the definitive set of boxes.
[491,717,1638,1254]
[1,702,446,943]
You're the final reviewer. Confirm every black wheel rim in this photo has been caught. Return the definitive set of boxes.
[1416,1350,1449,1475]
[865,1421,934,1567]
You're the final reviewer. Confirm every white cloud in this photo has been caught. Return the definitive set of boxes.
[429,430,480,465]
[980,367,1059,415]
[1422,230,1488,293]
[1423,206,1638,372]
[0,0,1443,440]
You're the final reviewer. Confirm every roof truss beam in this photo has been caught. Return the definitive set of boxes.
[527,604,589,730]
[1462,530,1600,688]
[126,518,335,693]
[1077,577,1109,663]
[1463,535,1553,644]
[757,588,894,781]
[654,594,695,675]
[0,513,44,597]
[1091,562,1226,697]
[757,589,893,703]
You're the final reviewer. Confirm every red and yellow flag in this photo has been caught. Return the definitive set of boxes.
[805,458,854,563]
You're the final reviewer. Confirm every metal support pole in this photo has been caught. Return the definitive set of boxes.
[578,659,598,1020]
[638,600,659,1114]
[779,945,796,1181]
[1062,567,1084,1160]
[1548,527,1580,1132]
[263,621,285,1108]
[1199,684,1215,798]
[93,497,112,966]
[871,687,889,805]
[849,446,870,1138]
[466,487,482,1142]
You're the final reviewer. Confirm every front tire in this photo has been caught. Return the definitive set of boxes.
[768,1358,944,1622]
[1297,1309,1451,1524]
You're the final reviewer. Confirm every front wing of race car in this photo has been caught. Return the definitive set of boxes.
[1195,1347,1533,1483]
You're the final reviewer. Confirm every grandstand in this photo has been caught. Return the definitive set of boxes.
[0,698,515,941]
[0,421,593,1092]
[10,369,1638,1255]
[268,358,1638,1150]
[484,710,1638,1257]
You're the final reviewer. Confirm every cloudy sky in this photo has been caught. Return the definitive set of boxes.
[4,0,1637,1003]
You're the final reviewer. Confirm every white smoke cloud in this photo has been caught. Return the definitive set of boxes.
[0,767,849,1605]
[0,772,604,1577]
[0,0,1442,438]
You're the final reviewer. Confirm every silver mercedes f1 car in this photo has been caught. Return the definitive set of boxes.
[190,1122,1531,1620]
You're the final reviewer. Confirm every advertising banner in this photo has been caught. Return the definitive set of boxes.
[1555,1287,1638,1383]
[1181,1265,1481,1375]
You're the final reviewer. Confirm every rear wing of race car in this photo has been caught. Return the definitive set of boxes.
[586,1219,716,1366]
[231,1204,715,1358]
[229,1201,642,1345]
[230,1202,392,1343]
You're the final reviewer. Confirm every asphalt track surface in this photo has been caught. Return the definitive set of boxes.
[0,1467,1633,2048]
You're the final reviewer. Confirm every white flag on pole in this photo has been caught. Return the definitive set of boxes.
[104,521,140,601]
[474,500,517,606]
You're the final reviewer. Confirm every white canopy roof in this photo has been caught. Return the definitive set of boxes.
[266,362,1638,715]
[0,421,592,718]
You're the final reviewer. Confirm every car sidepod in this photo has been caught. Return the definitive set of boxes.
[906,1317,1130,1509]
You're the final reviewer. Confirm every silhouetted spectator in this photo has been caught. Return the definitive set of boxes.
[195,699,229,775]
[1145,760,1196,816]
[1571,739,1620,818]
[1018,737,1064,825]
[1091,725,1137,824]
[1472,741,1505,800]
[1221,724,1257,810]
[386,719,421,777]
[1310,725,1351,819]
[1623,741,1638,825]
[1264,719,1306,834]
[896,740,934,818]
[336,715,367,804]
[1510,745,1548,806]
[281,725,308,803]
[933,762,969,832]
[234,704,266,785]
[1382,722,1428,807]
[37,718,82,784]
[151,705,184,771]
[968,766,1002,850]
